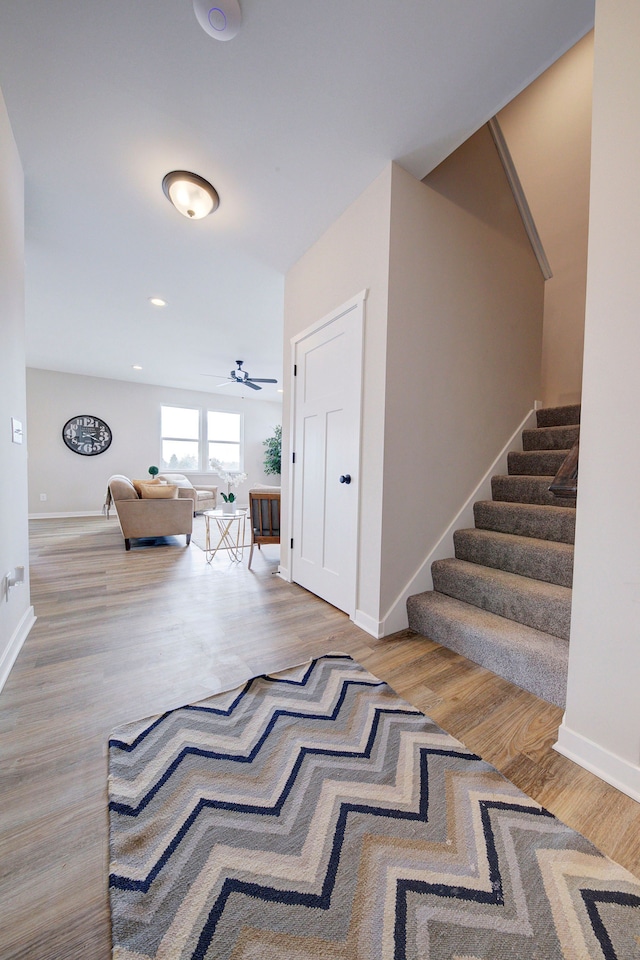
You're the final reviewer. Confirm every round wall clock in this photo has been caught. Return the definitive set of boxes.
[62,415,112,456]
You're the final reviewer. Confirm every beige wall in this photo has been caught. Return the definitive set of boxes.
[555,0,640,801]
[381,139,543,614]
[0,91,34,690]
[282,165,393,621]
[499,32,593,407]
[284,150,543,631]
[26,369,282,516]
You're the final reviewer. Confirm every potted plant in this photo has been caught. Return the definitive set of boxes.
[210,459,248,512]
[262,424,281,476]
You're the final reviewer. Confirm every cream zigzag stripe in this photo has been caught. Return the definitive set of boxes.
[110,667,390,798]
[110,722,470,882]
[538,847,640,960]
[154,775,535,960]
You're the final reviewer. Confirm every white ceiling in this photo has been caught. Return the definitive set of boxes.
[0,0,594,402]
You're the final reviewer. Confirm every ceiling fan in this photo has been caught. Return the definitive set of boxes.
[204,360,278,391]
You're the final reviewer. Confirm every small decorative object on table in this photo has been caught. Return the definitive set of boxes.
[210,459,247,512]
[148,465,159,480]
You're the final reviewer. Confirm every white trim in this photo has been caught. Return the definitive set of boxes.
[488,117,553,281]
[0,606,36,695]
[29,511,104,519]
[554,722,640,804]
[288,290,368,618]
[353,609,384,639]
[379,407,538,637]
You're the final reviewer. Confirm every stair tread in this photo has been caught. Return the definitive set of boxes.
[507,449,569,476]
[407,591,568,706]
[455,527,574,556]
[454,527,573,587]
[433,557,571,599]
[536,404,581,428]
[432,558,571,638]
[473,500,576,544]
[491,474,576,508]
[522,424,580,451]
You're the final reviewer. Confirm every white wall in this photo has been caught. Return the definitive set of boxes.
[498,33,593,407]
[282,165,393,620]
[26,369,281,515]
[381,144,543,617]
[0,90,34,691]
[555,0,640,801]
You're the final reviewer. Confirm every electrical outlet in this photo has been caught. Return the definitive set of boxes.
[40,493,47,501]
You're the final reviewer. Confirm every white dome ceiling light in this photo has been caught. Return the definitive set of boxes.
[162,171,220,220]
[193,0,242,41]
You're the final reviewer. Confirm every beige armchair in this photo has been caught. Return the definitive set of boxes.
[157,474,218,515]
[106,475,193,550]
[248,486,281,568]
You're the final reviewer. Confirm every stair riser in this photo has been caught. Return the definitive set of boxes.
[491,476,576,508]
[536,404,581,428]
[454,530,574,587]
[522,425,579,451]
[406,593,568,707]
[432,561,571,639]
[473,501,575,544]
[507,450,568,476]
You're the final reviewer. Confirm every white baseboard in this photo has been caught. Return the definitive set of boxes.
[0,605,36,695]
[353,609,384,639]
[29,511,105,519]
[554,721,640,803]
[379,407,538,637]
[278,566,291,582]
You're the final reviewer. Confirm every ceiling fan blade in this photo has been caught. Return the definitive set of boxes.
[244,379,262,390]
[247,377,278,383]
[200,374,229,379]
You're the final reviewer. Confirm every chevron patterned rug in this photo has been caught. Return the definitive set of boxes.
[108,654,640,959]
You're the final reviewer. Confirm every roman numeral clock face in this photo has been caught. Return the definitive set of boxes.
[62,415,112,456]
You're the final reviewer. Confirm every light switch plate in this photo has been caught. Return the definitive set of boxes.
[11,418,23,444]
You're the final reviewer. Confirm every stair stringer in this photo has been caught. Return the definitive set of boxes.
[361,407,538,639]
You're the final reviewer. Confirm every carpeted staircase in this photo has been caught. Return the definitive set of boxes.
[407,404,580,708]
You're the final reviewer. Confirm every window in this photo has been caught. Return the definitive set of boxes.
[161,406,199,471]
[160,405,242,472]
[208,411,241,472]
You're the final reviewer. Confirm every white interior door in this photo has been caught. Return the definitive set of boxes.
[290,292,365,616]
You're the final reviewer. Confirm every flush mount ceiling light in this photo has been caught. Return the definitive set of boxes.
[162,171,220,220]
[148,297,166,307]
[193,0,242,41]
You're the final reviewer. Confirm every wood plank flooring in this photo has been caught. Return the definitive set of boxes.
[0,516,638,959]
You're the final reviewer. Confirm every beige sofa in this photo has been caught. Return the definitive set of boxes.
[157,473,218,515]
[106,475,193,550]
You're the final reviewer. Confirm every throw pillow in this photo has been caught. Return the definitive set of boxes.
[139,483,178,499]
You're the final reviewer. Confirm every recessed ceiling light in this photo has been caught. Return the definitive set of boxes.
[132,365,143,370]
[277,389,283,394]
[149,297,166,307]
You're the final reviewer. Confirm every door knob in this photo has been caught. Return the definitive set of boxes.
[339,474,351,484]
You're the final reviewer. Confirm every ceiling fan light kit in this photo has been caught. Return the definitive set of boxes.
[193,0,242,41]
[162,170,220,219]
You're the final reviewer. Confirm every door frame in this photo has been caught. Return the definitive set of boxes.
[287,289,367,619]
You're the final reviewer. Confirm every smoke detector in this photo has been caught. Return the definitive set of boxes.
[193,0,242,41]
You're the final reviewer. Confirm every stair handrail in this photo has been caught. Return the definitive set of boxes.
[549,438,579,498]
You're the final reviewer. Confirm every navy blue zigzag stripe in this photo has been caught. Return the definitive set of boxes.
[393,799,555,960]
[108,655,349,753]
[582,887,640,960]
[109,704,438,891]
[109,676,393,818]
[189,747,501,960]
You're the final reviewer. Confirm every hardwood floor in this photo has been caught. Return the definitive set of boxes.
[1,516,638,959]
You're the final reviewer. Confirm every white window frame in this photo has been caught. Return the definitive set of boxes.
[159,404,243,474]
